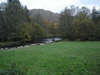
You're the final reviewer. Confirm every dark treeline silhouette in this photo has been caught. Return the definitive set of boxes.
[0,0,100,48]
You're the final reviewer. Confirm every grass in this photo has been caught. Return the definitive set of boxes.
[0,41,100,75]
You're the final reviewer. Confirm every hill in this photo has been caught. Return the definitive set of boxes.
[29,9,60,23]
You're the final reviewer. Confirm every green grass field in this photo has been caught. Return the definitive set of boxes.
[0,41,100,75]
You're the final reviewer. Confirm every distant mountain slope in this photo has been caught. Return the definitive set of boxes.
[29,9,60,23]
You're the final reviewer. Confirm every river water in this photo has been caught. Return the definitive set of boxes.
[43,37,62,43]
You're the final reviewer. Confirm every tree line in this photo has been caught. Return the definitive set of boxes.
[0,0,59,48]
[0,0,48,44]
[59,6,100,41]
[0,0,100,48]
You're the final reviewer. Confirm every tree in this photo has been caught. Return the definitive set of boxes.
[59,7,73,40]
[91,8,100,40]
[72,13,95,40]
[0,9,5,41]
[59,6,97,41]
[5,0,30,41]
[0,3,9,41]
[49,23,59,38]
[31,23,47,42]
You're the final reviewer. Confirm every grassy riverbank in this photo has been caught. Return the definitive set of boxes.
[0,41,100,75]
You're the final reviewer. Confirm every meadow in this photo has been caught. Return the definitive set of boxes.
[0,41,100,75]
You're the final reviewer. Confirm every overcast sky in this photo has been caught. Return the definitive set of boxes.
[0,0,100,12]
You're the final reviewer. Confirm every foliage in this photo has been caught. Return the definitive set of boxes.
[59,6,100,41]
[72,13,96,40]
[0,0,47,44]
[0,0,100,44]
[31,23,47,42]
[59,8,73,39]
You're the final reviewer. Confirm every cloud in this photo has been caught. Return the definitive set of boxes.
[0,0,100,12]
[20,0,80,12]
[75,0,100,10]
[20,0,100,12]
[0,0,6,3]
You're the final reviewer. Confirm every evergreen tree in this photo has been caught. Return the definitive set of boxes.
[5,0,30,41]
[59,7,73,40]
[91,8,100,40]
